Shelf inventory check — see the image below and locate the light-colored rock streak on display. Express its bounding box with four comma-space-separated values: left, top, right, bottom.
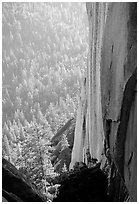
70, 3, 108, 169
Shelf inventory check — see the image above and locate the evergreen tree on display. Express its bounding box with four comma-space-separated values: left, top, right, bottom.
2, 2, 88, 196
15, 116, 56, 194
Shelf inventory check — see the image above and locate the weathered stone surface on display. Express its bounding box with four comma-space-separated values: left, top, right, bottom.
2, 197, 8, 202
70, 2, 136, 201
2, 158, 46, 202
2, 189, 23, 202
51, 118, 75, 146
51, 118, 75, 172
101, 3, 137, 201
70, 3, 109, 170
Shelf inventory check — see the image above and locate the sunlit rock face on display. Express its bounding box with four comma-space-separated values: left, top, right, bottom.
70, 2, 136, 201
70, 2, 108, 170
101, 3, 136, 201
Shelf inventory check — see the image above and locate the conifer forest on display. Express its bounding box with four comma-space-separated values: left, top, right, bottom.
2, 2, 137, 202
2, 2, 88, 201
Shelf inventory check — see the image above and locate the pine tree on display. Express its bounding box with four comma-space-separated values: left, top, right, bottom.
15, 117, 56, 194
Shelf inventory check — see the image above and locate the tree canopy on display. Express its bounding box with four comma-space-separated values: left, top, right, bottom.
2, 2, 88, 196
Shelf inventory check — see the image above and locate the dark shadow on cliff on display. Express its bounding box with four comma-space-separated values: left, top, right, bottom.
2, 158, 47, 202
53, 163, 111, 202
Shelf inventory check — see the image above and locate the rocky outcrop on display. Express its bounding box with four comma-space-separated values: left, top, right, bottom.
51, 118, 75, 172
53, 164, 109, 202
2, 158, 46, 202
51, 118, 75, 148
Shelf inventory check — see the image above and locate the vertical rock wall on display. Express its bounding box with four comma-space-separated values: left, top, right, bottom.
101, 3, 137, 201
86, 2, 107, 162
70, 2, 137, 201
70, 3, 108, 169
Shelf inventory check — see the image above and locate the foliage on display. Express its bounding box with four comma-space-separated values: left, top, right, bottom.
3, 158, 47, 201
51, 118, 75, 173
2, 2, 88, 195
3, 114, 57, 194
2, 2, 88, 125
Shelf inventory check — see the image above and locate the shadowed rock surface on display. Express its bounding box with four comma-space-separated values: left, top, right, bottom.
2, 158, 46, 202
51, 118, 75, 173
53, 164, 110, 202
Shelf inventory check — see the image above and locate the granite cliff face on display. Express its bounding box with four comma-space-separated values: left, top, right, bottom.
101, 3, 137, 201
2, 3, 136, 202
70, 2, 136, 201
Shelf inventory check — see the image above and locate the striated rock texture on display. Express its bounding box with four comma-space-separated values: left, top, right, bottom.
70, 2, 137, 201
70, 2, 108, 170
101, 3, 137, 201
70, 3, 109, 170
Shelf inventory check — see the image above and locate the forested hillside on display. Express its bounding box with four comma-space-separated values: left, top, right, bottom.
2, 2, 88, 196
